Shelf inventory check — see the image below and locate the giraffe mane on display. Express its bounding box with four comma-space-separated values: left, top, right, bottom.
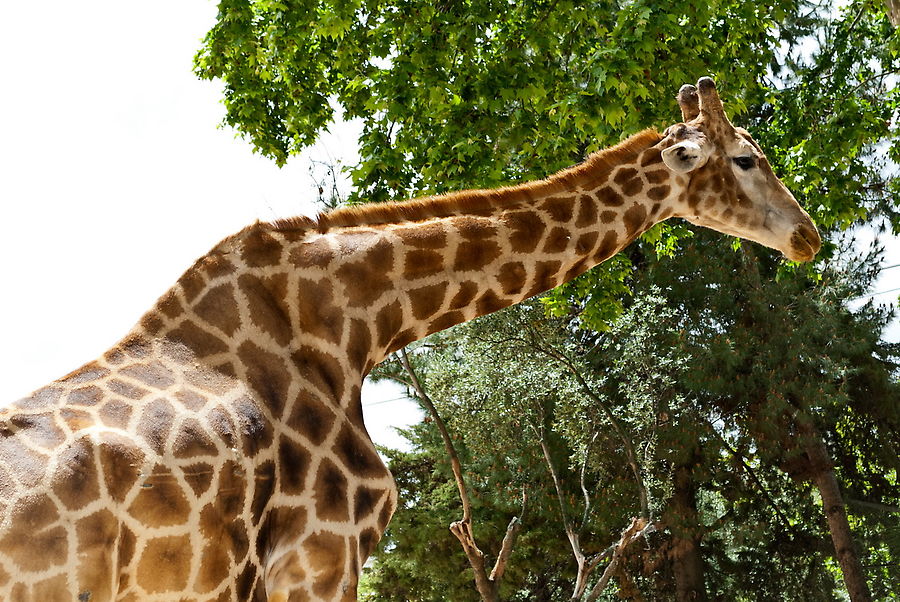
267, 128, 662, 234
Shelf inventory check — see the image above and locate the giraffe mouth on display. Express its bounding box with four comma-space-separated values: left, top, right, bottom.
786, 223, 821, 262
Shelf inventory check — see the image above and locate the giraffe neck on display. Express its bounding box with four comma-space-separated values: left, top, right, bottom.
130, 129, 675, 417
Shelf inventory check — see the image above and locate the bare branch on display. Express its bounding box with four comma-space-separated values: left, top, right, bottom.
584, 518, 657, 602
579, 432, 599, 533
398, 348, 474, 523
846, 498, 900, 514
489, 514, 523, 582
538, 436, 582, 557
397, 348, 498, 601
398, 347, 525, 602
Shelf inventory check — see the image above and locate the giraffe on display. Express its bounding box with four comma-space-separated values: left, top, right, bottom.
0, 78, 819, 601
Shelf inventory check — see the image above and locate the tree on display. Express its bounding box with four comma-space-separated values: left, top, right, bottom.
364, 296, 689, 600
195, 0, 900, 327
195, 1, 900, 598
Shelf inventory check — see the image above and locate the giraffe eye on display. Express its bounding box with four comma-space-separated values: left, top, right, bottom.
733, 156, 756, 170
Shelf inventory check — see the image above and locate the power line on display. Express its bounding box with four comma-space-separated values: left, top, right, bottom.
858, 286, 900, 299
363, 396, 415, 407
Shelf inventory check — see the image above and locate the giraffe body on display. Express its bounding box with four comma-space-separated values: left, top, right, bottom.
0, 79, 820, 600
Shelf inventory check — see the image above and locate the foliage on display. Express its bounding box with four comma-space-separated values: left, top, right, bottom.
364, 295, 693, 599
196, 0, 900, 598
195, 0, 900, 329
362, 233, 900, 600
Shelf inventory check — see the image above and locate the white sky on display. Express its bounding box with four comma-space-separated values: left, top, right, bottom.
0, 1, 419, 450
0, 2, 896, 453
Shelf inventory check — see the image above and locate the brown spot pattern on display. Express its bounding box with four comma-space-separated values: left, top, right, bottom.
137, 535, 192, 593
289, 238, 334, 268
539, 196, 575, 222
403, 249, 444, 280
621, 176, 644, 196
279, 437, 311, 495
594, 231, 620, 262
335, 238, 394, 307
525, 260, 562, 298
640, 148, 663, 166
127, 464, 191, 527
646, 169, 668, 184
303, 531, 346, 599
97, 399, 132, 429
449, 281, 479, 309
194, 283, 242, 336
427, 311, 465, 335
183, 462, 214, 497
232, 395, 275, 457
251, 461, 276, 525
346, 320, 373, 372
543, 227, 570, 253
395, 222, 447, 248
375, 301, 403, 349
647, 185, 670, 201
575, 195, 598, 227
167, 321, 228, 357
504, 210, 545, 253
239, 341, 291, 418
315, 459, 349, 522
67, 386, 103, 407
476, 290, 506, 316
239, 274, 292, 347
333, 425, 384, 479
288, 392, 336, 448
172, 419, 219, 458
136, 398, 176, 455
623, 204, 649, 237
596, 186, 624, 207
454, 239, 501, 271
613, 167, 638, 184
497, 262, 527, 296
52, 438, 100, 510
291, 346, 345, 401
408, 282, 448, 320
107, 379, 149, 401
241, 230, 283, 267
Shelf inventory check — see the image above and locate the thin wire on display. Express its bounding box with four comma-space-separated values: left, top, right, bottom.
363, 396, 414, 407
858, 286, 900, 299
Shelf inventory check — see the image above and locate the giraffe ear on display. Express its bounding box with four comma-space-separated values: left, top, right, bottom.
661, 140, 710, 174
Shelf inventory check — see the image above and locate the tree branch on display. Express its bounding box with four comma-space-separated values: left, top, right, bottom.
579, 432, 599, 534
397, 347, 521, 602
714, 430, 794, 530
398, 348, 474, 522
489, 490, 526, 582
584, 517, 656, 602
527, 335, 650, 520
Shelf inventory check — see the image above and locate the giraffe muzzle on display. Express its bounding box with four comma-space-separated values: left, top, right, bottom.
788, 222, 821, 262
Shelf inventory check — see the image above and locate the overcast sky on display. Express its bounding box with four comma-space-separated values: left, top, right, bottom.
0, 1, 419, 449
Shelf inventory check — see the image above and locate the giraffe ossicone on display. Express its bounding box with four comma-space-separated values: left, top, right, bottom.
0, 78, 819, 601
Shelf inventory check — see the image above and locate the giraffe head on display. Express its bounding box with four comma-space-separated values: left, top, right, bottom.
661, 77, 821, 262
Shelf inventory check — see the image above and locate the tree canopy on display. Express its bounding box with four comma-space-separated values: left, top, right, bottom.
196, 0, 900, 599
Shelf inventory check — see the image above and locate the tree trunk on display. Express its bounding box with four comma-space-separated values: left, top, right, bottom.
802, 423, 872, 602
665, 465, 707, 602
887, 0, 900, 27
